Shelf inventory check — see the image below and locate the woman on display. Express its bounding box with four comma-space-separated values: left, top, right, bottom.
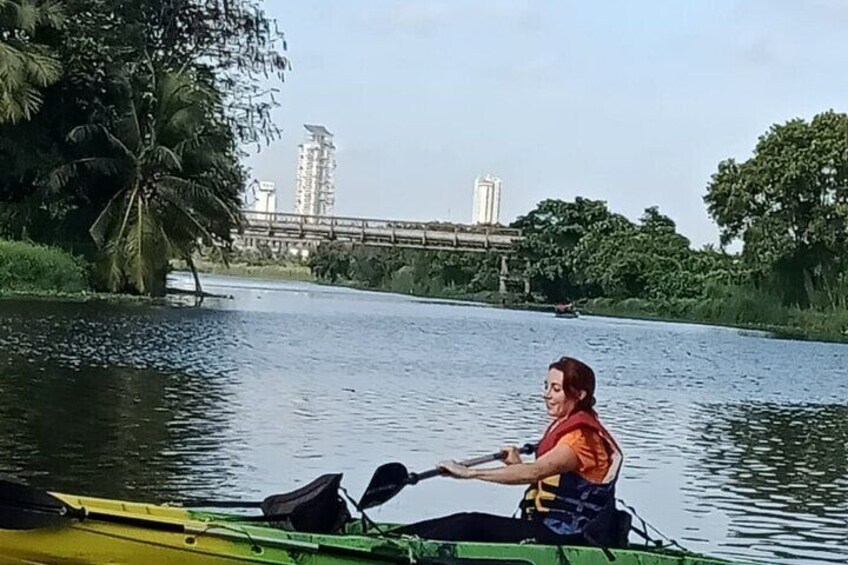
396, 357, 624, 545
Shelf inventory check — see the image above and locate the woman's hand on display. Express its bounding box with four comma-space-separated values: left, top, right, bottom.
501, 445, 523, 465
438, 460, 473, 479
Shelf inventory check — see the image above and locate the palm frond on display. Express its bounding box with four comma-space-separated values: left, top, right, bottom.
156, 189, 221, 247
67, 124, 137, 163
10, 0, 37, 32
144, 145, 182, 172
114, 185, 140, 244
117, 97, 142, 152
38, 1, 64, 29
101, 241, 126, 293
0, 1, 63, 124
67, 124, 107, 144
89, 188, 130, 248
22, 49, 61, 87
159, 175, 240, 224
47, 163, 78, 190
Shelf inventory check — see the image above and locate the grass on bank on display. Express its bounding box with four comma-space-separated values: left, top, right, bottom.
172, 258, 314, 281
579, 291, 848, 343
0, 239, 90, 295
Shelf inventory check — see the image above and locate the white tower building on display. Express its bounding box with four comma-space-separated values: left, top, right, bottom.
295, 125, 336, 217
253, 181, 277, 215
472, 175, 502, 225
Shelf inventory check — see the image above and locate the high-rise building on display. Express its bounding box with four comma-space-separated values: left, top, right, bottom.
472, 175, 502, 225
295, 125, 336, 217
254, 180, 277, 214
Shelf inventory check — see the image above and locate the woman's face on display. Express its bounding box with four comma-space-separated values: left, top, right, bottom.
543, 368, 584, 419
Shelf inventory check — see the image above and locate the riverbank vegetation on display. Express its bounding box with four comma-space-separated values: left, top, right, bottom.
310, 246, 502, 300
0, 0, 287, 296
0, 239, 88, 295
173, 255, 313, 282
310, 112, 848, 342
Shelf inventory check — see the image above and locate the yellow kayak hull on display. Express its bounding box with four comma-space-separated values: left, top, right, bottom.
0, 491, 739, 565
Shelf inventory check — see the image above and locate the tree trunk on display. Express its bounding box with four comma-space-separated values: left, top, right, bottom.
185, 254, 203, 295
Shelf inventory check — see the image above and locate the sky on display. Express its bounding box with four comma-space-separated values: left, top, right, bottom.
247, 0, 848, 247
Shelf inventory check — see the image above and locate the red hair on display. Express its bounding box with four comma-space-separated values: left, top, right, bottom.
548, 356, 596, 412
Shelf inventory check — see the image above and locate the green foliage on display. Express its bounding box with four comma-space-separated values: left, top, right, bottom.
0, 238, 88, 293
573, 207, 698, 300
50, 68, 243, 295
0, 0, 287, 295
583, 284, 848, 342
0, 0, 63, 124
309, 244, 501, 298
512, 198, 746, 304
511, 197, 617, 301
705, 111, 848, 309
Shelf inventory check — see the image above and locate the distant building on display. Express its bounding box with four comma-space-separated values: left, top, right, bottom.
253, 180, 277, 214
472, 175, 502, 225
295, 125, 336, 217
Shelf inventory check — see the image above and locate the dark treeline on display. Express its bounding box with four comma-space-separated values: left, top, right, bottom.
311, 245, 503, 300
0, 0, 287, 295
311, 112, 848, 339
310, 201, 744, 306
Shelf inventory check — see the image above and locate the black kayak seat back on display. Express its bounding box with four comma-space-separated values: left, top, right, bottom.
581, 505, 632, 550
260, 473, 350, 534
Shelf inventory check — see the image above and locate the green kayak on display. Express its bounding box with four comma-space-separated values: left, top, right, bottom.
0, 480, 744, 565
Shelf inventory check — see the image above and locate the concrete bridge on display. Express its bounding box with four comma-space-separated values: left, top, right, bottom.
236, 211, 523, 253
234, 211, 528, 294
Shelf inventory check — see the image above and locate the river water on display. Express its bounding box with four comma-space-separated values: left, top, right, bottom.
0, 274, 845, 564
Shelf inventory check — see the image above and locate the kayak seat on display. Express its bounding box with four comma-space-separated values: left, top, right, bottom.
581, 505, 632, 550
260, 473, 351, 534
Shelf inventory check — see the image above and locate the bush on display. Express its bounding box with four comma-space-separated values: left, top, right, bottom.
0, 240, 89, 294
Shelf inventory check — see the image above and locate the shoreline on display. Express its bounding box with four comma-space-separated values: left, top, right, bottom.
6, 264, 847, 345
0, 290, 157, 305
182, 266, 848, 344
174, 259, 315, 282
292, 276, 848, 345
566, 302, 848, 345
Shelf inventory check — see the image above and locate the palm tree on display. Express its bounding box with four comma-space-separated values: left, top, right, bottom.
0, 0, 63, 123
52, 65, 244, 296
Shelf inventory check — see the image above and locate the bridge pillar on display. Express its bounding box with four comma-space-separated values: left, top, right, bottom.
499, 255, 509, 296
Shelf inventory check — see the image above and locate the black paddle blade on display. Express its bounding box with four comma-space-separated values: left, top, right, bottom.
0, 480, 73, 530
358, 462, 409, 510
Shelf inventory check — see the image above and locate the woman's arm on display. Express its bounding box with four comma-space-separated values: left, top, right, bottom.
440, 443, 580, 485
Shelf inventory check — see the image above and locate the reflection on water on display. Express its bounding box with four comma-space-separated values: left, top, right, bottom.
686, 403, 847, 564
0, 357, 242, 500
0, 273, 846, 565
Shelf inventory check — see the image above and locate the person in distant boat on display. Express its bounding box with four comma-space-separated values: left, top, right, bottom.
555, 300, 574, 314
396, 357, 624, 546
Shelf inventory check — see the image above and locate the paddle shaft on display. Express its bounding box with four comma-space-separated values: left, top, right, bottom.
408, 442, 537, 484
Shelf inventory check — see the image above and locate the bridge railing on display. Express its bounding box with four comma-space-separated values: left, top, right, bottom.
241, 211, 522, 237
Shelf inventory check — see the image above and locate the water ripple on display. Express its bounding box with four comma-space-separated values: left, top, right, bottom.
0, 275, 846, 565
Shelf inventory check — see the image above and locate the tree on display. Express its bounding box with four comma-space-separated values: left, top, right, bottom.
0, 0, 63, 124
52, 67, 243, 295
511, 198, 617, 302
0, 0, 289, 294
92, 0, 291, 148
571, 207, 697, 299
309, 244, 351, 283
705, 111, 848, 308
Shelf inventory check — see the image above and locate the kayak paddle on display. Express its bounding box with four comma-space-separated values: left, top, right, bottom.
358, 442, 537, 510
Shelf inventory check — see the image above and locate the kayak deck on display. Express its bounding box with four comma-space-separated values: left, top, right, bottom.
0, 491, 740, 565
